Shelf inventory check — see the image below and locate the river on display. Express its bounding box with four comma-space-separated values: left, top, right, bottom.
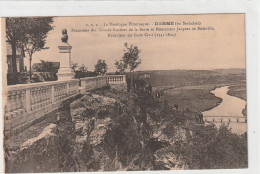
202, 86, 247, 134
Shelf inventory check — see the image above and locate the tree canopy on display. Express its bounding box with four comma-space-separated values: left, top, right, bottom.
115, 42, 141, 73
95, 59, 108, 75
171, 124, 248, 169
6, 17, 53, 79
79, 64, 88, 72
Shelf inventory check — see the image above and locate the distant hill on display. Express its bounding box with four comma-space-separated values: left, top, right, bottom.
213, 68, 246, 75
129, 69, 246, 87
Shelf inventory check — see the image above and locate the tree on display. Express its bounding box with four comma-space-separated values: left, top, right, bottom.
5, 18, 27, 74
115, 42, 141, 73
79, 64, 88, 72
115, 60, 126, 74
171, 124, 248, 169
71, 62, 78, 72
94, 59, 108, 75
21, 17, 54, 81
6, 17, 54, 81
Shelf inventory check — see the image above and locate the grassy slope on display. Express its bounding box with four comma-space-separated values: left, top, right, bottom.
161, 85, 222, 113
227, 85, 247, 101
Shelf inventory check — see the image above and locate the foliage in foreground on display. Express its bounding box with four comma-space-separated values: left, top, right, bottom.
172, 124, 248, 169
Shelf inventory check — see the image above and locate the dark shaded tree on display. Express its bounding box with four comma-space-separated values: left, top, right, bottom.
6, 17, 54, 81
171, 124, 248, 169
21, 17, 54, 81
5, 18, 26, 74
79, 64, 88, 72
95, 59, 108, 75
34, 60, 59, 73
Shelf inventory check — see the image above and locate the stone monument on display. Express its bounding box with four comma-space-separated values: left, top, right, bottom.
57, 29, 75, 80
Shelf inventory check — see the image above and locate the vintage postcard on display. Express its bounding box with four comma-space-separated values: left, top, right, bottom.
1, 14, 247, 172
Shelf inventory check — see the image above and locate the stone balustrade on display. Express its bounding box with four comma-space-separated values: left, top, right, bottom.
106, 75, 126, 84
80, 76, 109, 92
204, 116, 247, 123
4, 75, 126, 132
4, 79, 79, 131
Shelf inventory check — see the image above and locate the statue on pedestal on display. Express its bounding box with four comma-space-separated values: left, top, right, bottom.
61, 29, 68, 43
57, 29, 74, 80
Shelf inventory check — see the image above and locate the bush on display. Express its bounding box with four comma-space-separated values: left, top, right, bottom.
17, 72, 30, 84
7, 72, 30, 85
32, 72, 57, 82
7, 71, 57, 85
172, 124, 248, 169
74, 71, 98, 78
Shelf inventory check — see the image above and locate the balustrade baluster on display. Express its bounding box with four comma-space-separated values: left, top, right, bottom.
34, 88, 38, 109
25, 89, 31, 113
46, 87, 50, 105
21, 90, 26, 111
56, 86, 58, 99
39, 88, 43, 107
59, 85, 62, 99
10, 92, 15, 112
42, 88, 46, 106
5, 93, 12, 113
14, 92, 20, 112
37, 88, 41, 109
12, 91, 18, 113
47, 87, 51, 104
57, 85, 59, 100
16, 91, 22, 110
33, 88, 37, 109
32, 88, 36, 109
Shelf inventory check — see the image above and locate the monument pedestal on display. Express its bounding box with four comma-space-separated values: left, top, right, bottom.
57, 42, 75, 80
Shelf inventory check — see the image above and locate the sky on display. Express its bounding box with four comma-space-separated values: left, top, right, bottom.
28, 14, 245, 72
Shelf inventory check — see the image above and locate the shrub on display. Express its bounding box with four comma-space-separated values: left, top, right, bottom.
74, 71, 98, 79
31, 72, 57, 82
171, 124, 248, 169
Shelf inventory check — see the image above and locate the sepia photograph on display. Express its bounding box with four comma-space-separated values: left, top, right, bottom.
1, 14, 248, 173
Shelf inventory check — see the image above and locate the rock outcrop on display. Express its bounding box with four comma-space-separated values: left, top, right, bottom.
69, 92, 154, 171
7, 124, 65, 172
5, 88, 189, 172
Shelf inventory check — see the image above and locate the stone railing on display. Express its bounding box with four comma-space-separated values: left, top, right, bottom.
4, 79, 79, 131
106, 75, 126, 84
80, 76, 109, 92
4, 75, 126, 132
204, 116, 247, 123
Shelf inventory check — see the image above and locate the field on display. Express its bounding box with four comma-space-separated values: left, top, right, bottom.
159, 85, 222, 113
227, 84, 247, 101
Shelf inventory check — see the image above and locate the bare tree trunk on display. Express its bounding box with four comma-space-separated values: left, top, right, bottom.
29, 56, 32, 82
11, 43, 18, 84
11, 43, 17, 73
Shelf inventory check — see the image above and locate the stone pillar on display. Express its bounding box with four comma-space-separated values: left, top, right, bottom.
57, 29, 75, 80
